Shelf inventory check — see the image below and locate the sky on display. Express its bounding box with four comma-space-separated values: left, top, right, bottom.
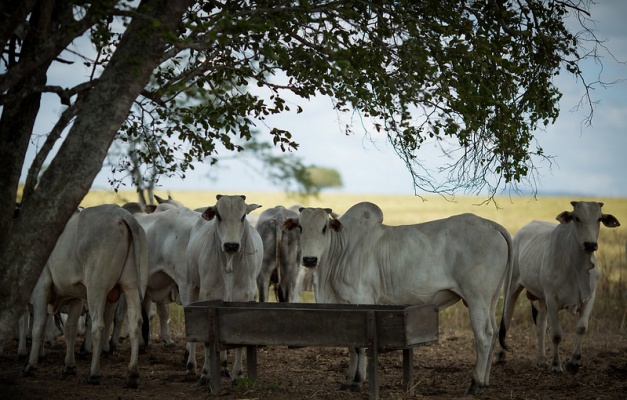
25, 1, 627, 198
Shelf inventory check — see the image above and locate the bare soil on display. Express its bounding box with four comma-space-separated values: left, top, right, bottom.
2, 326, 627, 400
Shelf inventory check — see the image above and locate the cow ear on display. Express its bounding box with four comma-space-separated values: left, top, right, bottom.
556, 211, 573, 224
216, 194, 223, 200
330, 218, 343, 232
202, 206, 217, 221
601, 214, 620, 228
239, 195, 247, 201
246, 203, 261, 214
298, 207, 305, 213
282, 218, 299, 232
324, 208, 333, 215
145, 205, 157, 214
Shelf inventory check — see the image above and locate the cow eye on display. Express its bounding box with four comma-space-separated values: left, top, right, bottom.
241, 214, 246, 222
216, 213, 222, 222
322, 225, 327, 234
574, 216, 580, 222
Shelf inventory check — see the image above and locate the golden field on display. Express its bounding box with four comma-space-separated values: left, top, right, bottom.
83, 189, 627, 335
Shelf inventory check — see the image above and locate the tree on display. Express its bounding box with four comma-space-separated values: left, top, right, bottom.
0, 1, 611, 347
305, 166, 343, 191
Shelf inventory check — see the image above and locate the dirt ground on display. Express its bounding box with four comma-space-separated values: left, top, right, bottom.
1, 324, 627, 400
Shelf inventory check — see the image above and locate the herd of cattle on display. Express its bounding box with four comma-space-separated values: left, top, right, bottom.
6, 195, 621, 395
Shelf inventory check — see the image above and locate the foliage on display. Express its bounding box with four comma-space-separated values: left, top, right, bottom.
59, 0, 607, 200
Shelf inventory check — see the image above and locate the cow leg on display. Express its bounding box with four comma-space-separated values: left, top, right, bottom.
62, 301, 83, 377
545, 299, 564, 373
534, 299, 549, 368
256, 271, 270, 302
101, 301, 117, 354
121, 287, 143, 389
110, 294, 128, 352
184, 284, 200, 377
496, 283, 524, 364
156, 302, 176, 348
465, 305, 495, 395
79, 311, 93, 356
22, 273, 52, 377
17, 308, 29, 360
566, 291, 596, 373
231, 347, 244, 381
339, 347, 365, 392
85, 296, 106, 384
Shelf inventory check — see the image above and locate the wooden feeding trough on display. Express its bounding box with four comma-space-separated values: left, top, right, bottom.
185, 300, 438, 400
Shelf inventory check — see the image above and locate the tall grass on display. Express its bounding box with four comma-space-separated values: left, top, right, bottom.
83, 190, 627, 335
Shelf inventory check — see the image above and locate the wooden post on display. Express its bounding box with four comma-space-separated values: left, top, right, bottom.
246, 345, 257, 381
367, 311, 379, 400
403, 348, 414, 394
208, 307, 221, 395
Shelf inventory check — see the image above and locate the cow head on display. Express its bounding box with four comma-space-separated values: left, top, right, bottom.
202, 195, 261, 271
283, 207, 341, 268
556, 201, 620, 253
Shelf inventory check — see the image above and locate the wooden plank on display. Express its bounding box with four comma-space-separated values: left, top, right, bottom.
216, 306, 370, 347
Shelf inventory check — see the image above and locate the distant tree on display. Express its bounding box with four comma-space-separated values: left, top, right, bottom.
0, 0, 616, 348
305, 167, 343, 191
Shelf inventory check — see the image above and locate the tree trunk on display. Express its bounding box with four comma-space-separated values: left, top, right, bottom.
0, 0, 191, 348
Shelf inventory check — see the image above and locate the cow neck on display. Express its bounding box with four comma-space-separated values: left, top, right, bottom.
316, 226, 353, 303
561, 224, 597, 306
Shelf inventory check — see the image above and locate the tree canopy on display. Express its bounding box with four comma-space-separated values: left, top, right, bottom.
0, 0, 610, 346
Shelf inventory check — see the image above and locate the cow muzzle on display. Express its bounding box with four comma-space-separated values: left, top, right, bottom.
302, 256, 318, 268
583, 241, 598, 253
224, 242, 240, 253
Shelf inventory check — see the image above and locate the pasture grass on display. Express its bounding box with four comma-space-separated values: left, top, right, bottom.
84, 189, 627, 336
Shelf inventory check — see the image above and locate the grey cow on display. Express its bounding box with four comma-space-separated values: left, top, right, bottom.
256, 206, 303, 302
498, 201, 620, 373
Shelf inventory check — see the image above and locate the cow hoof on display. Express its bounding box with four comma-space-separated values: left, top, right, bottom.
62, 365, 77, 377
565, 361, 580, 374
338, 383, 362, 392
86, 374, 101, 385
198, 375, 209, 386
495, 351, 507, 365
221, 370, 232, 379
164, 342, 177, 349
464, 379, 486, 395
20, 366, 36, 377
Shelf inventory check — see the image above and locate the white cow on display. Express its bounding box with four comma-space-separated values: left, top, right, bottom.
498, 201, 620, 373
256, 206, 303, 303
184, 195, 263, 385
283, 202, 513, 395
21, 204, 148, 388
108, 201, 201, 350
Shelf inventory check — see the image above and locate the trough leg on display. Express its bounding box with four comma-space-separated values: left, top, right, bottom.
209, 342, 220, 395
403, 348, 414, 394
367, 311, 379, 400
246, 346, 257, 381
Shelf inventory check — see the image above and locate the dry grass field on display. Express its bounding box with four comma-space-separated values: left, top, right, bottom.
3, 190, 626, 399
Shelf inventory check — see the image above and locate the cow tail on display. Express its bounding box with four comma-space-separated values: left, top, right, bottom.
54, 312, 64, 333
497, 223, 514, 353
275, 220, 284, 302
530, 301, 538, 325
123, 213, 150, 347
141, 305, 150, 346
